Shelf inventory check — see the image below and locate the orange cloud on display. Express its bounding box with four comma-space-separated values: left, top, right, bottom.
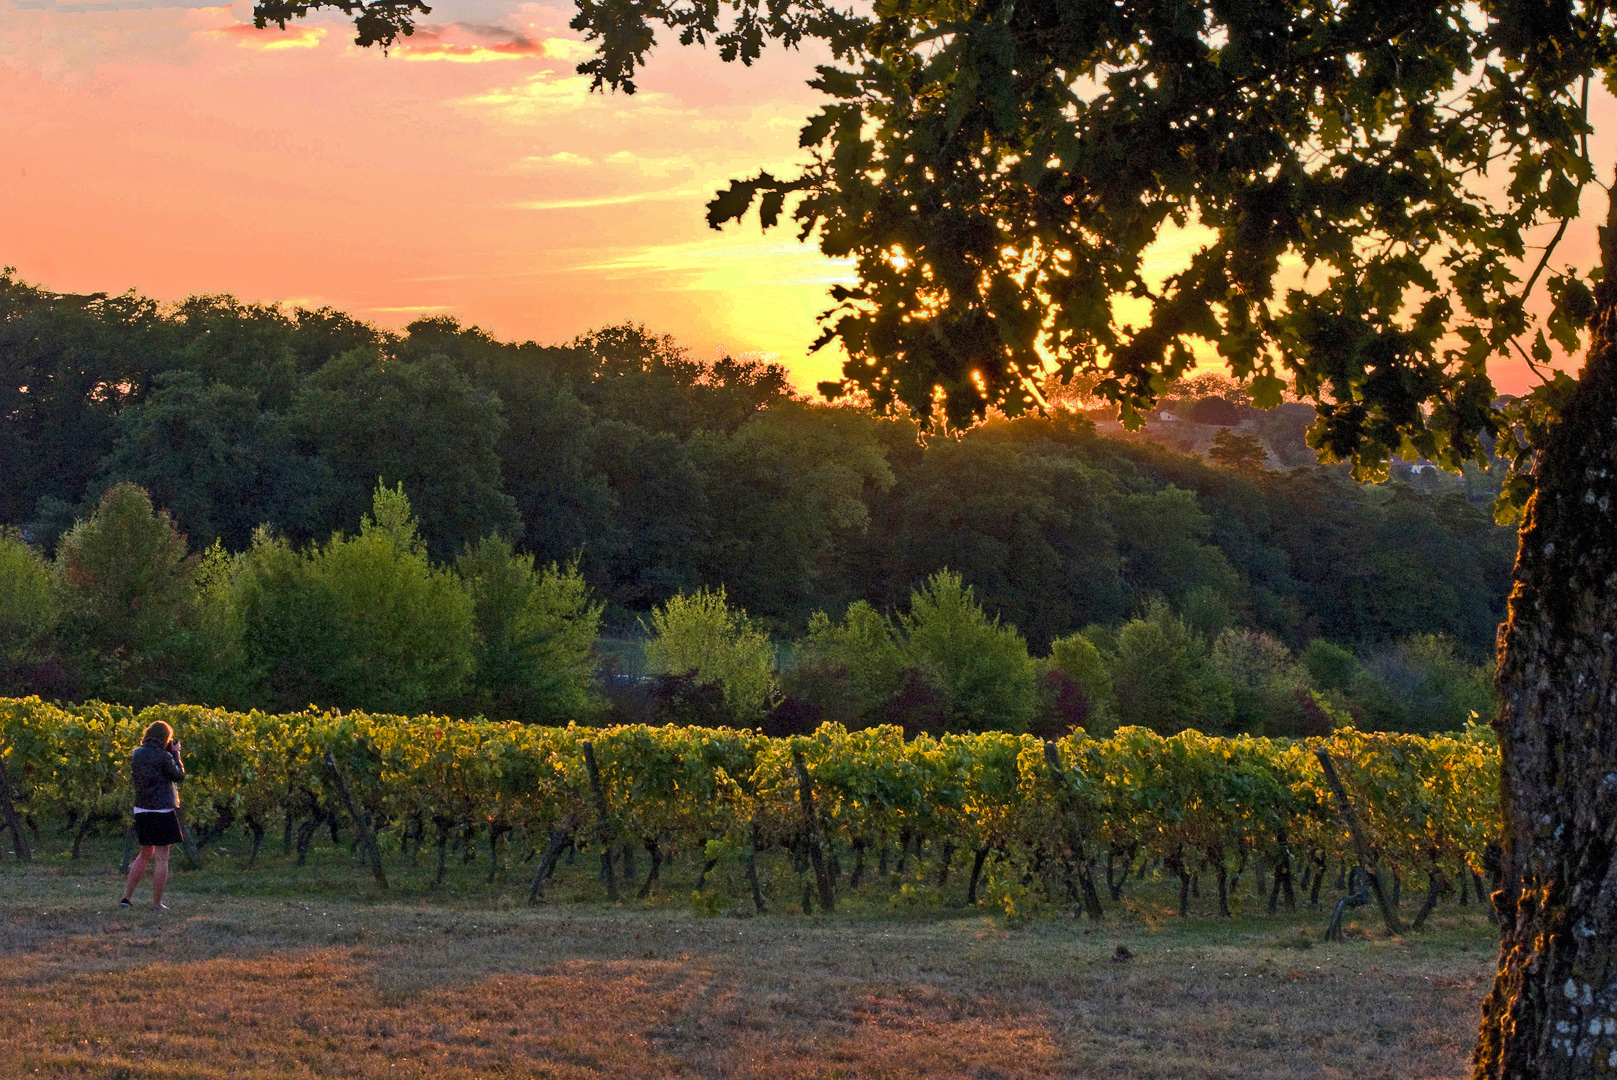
211, 23, 326, 50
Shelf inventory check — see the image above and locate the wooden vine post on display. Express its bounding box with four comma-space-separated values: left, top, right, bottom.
0, 750, 31, 861
1314, 747, 1401, 935
581, 741, 618, 901
792, 749, 835, 913
325, 749, 388, 889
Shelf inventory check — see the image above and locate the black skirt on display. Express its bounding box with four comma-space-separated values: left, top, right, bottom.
134, 810, 183, 847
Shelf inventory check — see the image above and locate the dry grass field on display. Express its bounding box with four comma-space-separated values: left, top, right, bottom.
0, 830, 1498, 1080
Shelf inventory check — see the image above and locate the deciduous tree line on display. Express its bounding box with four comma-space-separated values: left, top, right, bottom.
0, 482, 599, 722
637, 574, 1494, 740
3, 272, 1513, 683
1, 460, 1493, 740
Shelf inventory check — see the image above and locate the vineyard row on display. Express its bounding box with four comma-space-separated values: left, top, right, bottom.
0, 697, 1500, 924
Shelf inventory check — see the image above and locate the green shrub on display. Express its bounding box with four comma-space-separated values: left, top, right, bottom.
457, 536, 600, 724
1210, 628, 1311, 735
901, 570, 1037, 733
309, 483, 476, 714
1302, 639, 1361, 695
1111, 601, 1232, 735
52, 482, 202, 703
231, 483, 476, 715
1044, 631, 1116, 734
795, 600, 906, 726
645, 587, 777, 724
0, 528, 56, 679
1355, 633, 1496, 734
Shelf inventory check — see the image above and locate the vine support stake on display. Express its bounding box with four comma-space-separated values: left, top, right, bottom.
792, 749, 835, 913
0, 751, 31, 862
325, 749, 387, 890
582, 741, 618, 901
1314, 747, 1400, 935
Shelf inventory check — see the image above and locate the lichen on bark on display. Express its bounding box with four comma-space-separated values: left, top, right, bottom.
1474, 184, 1617, 1079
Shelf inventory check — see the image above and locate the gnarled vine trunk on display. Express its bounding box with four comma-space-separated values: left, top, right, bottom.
1474, 188, 1617, 1078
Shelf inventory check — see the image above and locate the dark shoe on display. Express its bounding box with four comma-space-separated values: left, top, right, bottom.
119, 897, 132, 908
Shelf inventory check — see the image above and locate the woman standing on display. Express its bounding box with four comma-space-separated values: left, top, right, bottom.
121, 720, 185, 911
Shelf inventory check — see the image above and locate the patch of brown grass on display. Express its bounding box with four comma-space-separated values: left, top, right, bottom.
0, 863, 1495, 1079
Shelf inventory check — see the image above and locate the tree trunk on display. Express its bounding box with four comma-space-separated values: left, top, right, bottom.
1043, 740, 1103, 919
486, 822, 510, 884
433, 817, 451, 885
1413, 861, 1445, 933
296, 814, 320, 867
582, 741, 618, 902
247, 818, 264, 868
968, 844, 990, 904
324, 750, 385, 889
695, 857, 718, 890
1078, 858, 1105, 920
1107, 842, 1138, 901
1168, 849, 1191, 916
1316, 748, 1402, 934
528, 818, 575, 904
0, 753, 31, 861
70, 813, 96, 860
637, 839, 662, 899
172, 807, 203, 869
1473, 185, 1617, 1079
746, 820, 766, 915
1211, 845, 1231, 918
792, 750, 835, 913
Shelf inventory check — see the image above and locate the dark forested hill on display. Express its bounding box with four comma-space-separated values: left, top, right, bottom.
0, 271, 1514, 662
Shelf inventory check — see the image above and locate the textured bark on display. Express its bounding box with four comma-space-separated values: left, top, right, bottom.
792, 750, 835, 913
1472, 185, 1617, 1079
1316, 748, 1403, 934
528, 818, 575, 904
582, 741, 617, 902
324, 750, 385, 889
636, 839, 662, 899
746, 820, 767, 915
247, 818, 265, 869
172, 807, 203, 868
1043, 740, 1104, 919
0, 753, 30, 861
968, 844, 990, 904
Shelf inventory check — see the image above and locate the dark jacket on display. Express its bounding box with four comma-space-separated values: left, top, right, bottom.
131, 744, 184, 810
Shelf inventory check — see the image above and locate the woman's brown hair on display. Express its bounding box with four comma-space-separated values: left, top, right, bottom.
141, 721, 173, 748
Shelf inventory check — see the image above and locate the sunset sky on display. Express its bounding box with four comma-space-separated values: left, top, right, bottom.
2, 0, 1613, 396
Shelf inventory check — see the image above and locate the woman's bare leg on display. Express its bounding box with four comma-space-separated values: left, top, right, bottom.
151, 846, 170, 909
123, 846, 153, 902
